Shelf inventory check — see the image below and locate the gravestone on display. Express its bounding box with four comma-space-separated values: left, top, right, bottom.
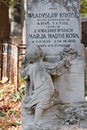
21, 0, 84, 130
26, 0, 84, 103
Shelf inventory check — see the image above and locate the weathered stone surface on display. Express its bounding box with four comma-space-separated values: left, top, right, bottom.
26, 0, 81, 54
25, 0, 84, 103
21, 0, 85, 130
20, 45, 79, 127
21, 45, 85, 129
21, 102, 87, 130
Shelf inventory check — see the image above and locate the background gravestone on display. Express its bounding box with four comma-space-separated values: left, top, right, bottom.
25, 0, 84, 103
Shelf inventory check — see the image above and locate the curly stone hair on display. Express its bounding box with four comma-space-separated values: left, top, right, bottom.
26, 45, 44, 63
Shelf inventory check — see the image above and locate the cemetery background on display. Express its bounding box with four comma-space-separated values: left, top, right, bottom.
0, 0, 87, 130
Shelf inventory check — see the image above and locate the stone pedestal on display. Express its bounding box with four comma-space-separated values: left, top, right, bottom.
21, 102, 87, 130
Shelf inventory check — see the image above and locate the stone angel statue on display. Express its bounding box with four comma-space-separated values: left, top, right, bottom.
20, 45, 78, 125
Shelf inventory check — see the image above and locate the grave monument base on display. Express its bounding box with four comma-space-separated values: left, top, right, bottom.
21, 102, 87, 130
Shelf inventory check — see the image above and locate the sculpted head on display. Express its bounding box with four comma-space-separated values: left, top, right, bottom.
26, 45, 43, 63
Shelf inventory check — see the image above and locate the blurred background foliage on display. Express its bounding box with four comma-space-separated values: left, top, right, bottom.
9, 0, 14, 7
80, 0, 87, 16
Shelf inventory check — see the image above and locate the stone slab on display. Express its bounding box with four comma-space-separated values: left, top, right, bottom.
26, 0, 81, 55
25, 0, 84, 103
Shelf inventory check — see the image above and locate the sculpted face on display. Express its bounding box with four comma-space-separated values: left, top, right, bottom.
26, 45, 43, 63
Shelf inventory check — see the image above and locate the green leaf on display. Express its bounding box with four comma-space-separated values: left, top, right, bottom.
9, 0, 14, 7
13, 121, 21, 126
11, 91, 20, 102
0, 111, 5, 117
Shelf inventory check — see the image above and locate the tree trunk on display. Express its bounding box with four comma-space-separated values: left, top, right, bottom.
0, 1, 10, 40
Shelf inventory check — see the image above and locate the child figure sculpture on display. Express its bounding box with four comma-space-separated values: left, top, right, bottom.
20, 45, 78, 125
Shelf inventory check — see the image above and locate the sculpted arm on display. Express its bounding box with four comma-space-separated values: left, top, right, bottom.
43, 57, 71, 76
43, 47, 79, 75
